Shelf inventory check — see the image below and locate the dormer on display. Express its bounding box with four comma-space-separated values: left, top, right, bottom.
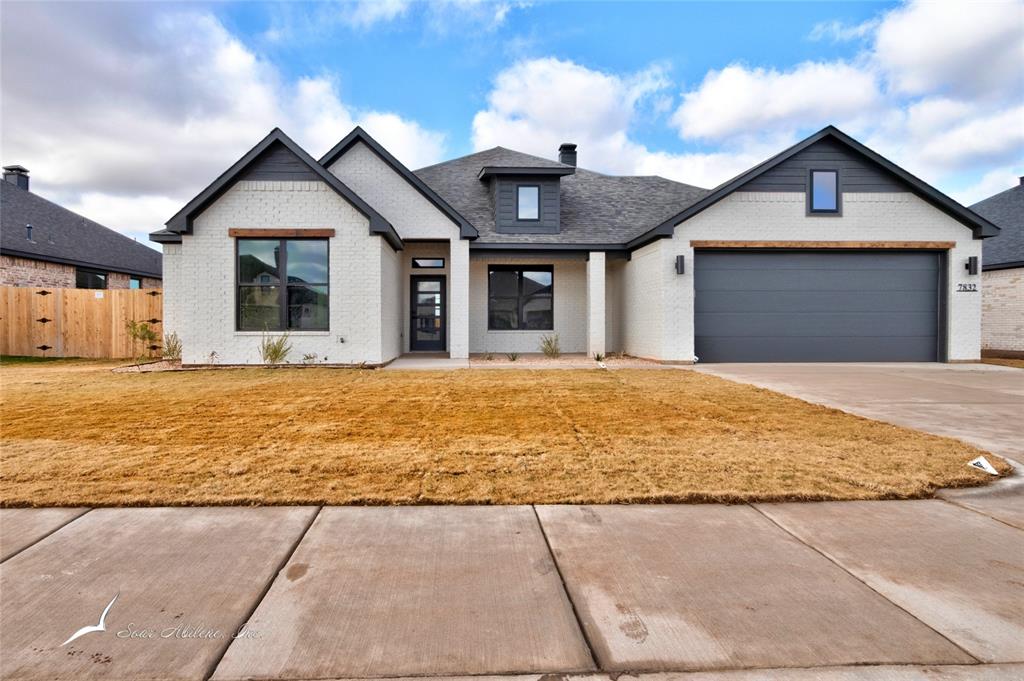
478, 144, 576, 235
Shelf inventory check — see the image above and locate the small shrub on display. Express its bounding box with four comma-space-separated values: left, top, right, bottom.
540, 334, 561, 358
301, 352, 319, 364
259, 332, 292, 365
594, 352, 605, 362
506, 352, 519, 362
207, 350, 219, 365
125, 319, 159, 367
483, 351, 494, 361
163, 332, 182, 361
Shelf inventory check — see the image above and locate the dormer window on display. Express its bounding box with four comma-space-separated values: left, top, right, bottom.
517, 185, 540, 221
810, 170, 840, 214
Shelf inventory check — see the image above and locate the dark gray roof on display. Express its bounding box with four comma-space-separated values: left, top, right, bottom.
971, 183, 1023, 270
1, 181, 161, 277
415, 147, 709, 245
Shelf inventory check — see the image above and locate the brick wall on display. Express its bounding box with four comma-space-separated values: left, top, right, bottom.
0, 255, 75, 287
982, 267, 1024, 353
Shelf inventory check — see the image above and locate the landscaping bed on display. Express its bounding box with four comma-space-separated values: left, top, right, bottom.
0, 361, 1008, 506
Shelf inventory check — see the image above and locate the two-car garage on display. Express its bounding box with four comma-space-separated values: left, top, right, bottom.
694, 250, 944, 363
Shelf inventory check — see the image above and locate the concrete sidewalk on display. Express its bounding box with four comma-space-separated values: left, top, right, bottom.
1, 497, 1021, 680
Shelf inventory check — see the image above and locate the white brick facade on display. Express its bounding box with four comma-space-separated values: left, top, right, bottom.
586, 252, 606, 357
643, 192, 983, 362
469, 255, 587, 354
982, 267, 1024, 353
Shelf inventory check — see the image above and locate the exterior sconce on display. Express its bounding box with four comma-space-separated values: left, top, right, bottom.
675, 255, 685, 274
965, 256, 978, 275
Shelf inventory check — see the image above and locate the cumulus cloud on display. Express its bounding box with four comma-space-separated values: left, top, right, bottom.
0, 2, 446, 241
808, 19, 879, 43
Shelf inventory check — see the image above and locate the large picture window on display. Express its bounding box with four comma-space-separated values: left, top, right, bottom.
237, 238, 329, 331
487, 266, 553, 330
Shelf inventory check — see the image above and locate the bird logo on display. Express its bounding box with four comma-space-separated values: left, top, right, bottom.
61, 592, 119, 646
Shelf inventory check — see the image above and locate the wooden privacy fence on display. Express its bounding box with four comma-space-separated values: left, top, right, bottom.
0, 287, 163, 359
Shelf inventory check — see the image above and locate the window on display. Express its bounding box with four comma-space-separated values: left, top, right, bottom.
516, 185, 540, 221
412, 258, 445, 268
487, 266, 553, 330
129, 277, 142, 289
810, 170, 839, 213
237, 238, 329, 331
76, 268, 107, 289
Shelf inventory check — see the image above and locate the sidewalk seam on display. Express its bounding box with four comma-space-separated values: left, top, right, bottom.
203, 505, 324, 681
936, 497, 1023, 532
748, 503, 983, 665
531, 504, 600, 671
0, 508, 92, 564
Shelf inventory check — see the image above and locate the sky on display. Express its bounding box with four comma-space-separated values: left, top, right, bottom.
2, 0, 1022, 250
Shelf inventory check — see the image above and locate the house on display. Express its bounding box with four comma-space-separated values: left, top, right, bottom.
970, 179, 1023, 358
1, 166, 162, 289
151, 125, 998, 365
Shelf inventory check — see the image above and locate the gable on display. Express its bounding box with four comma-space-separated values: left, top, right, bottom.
738, 138, 906, 193
237, 142, 319, 182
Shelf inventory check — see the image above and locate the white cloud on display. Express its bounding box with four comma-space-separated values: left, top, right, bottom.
0, 3, 447, 238
672, 61, 881, 142
953, 167, 1024, 206
809, 18, 879, 43
340, 0, 411, 28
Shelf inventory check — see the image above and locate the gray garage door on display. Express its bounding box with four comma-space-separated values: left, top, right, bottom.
694, 251, 941, 362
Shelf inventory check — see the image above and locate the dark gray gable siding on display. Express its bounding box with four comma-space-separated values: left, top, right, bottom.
494, 176, 560, 234
738, 138, 906, 193
237, 142, 319, 182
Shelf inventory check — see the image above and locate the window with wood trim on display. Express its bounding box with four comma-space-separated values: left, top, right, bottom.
237, 238, 329, 331
487, 266, 553, 330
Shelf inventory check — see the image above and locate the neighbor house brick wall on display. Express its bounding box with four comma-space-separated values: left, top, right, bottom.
469, 254, 586, 354
328, 141, 460, 240
0, 255, 75, 287
981, 267, 1024, 353
662, 192, 984, 362
171, 180, 384, 365
106, 273, 161, 289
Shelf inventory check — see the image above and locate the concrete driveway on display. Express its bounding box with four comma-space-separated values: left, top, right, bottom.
2, 499, 1022, 680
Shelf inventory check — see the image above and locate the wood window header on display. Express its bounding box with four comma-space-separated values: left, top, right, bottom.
229, 228, 335, 238
689, 240, 955, 250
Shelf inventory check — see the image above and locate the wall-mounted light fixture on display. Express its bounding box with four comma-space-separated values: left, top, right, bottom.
965, 256, 978, 275
675, 255, 685, 274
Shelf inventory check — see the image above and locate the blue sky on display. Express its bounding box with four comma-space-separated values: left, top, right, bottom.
1, 1, 1021, 246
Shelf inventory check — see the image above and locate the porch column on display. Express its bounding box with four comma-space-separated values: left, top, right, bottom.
449, 238, 470, 359
587, 251, 606, 358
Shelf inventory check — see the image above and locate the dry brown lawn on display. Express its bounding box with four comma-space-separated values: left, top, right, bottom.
983, 358, 1024, 369
0, 361, 1008, 507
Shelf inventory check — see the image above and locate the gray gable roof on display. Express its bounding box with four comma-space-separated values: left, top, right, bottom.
971, 183, 1024, 270
1, 181, 162, 278
415, 147, 708, 245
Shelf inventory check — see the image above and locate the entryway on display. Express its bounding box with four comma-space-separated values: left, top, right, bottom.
410, 275, 446, 352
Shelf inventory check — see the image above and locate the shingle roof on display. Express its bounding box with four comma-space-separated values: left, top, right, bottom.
415, 147, 709, 244
970, 183, 1023, 269
1, 181, 162, 277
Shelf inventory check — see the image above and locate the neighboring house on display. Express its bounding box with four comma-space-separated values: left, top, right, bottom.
970, 179, 1023, 357
151, 125, 998, 365
1, 166, 162, 289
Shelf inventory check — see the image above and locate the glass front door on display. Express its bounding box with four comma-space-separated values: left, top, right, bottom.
410, 276, 446, 352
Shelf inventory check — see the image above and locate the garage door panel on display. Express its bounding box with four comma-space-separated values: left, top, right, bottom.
695, 336, 939, 363
693, 251, 941, 363
695, 290, 938, 314
696, 268, 938, 292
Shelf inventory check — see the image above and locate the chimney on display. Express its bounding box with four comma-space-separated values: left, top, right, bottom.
558, 143, 577, 167
3, 165, 29, 191
1019, 176, 1023, 186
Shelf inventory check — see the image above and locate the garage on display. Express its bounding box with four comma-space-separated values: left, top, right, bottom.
694, 250, 943, 362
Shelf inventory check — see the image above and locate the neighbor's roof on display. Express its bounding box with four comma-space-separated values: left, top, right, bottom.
1, 181, 162, 278
971, 183, 1023, 270
415, 147, 709, 245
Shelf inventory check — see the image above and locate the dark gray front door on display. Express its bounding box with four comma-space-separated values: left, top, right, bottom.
694, 251, 942, 362
410, 276, 446, 352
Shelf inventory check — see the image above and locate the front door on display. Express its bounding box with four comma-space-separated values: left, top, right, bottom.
410, 276, 446, 352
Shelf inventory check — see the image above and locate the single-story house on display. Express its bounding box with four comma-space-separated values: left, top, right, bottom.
1, 166, 162, 289
970, 179, 1023, 358
151, 125, 999, 365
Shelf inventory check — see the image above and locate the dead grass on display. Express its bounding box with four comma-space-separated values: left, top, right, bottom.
982, 358, 1024, 369
0, 362, 1008, 507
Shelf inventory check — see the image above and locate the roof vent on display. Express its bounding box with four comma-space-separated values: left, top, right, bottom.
558, 143, 577, 167
3, 165, 29, 191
